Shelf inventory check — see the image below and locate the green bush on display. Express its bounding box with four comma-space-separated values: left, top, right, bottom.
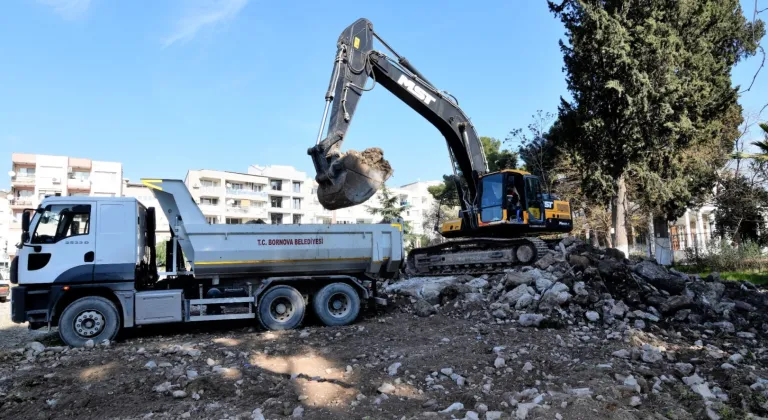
684, 239, 768, 272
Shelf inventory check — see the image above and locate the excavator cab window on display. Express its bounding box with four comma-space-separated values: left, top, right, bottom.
479, 174, 504, 223
525, 176, 544, 223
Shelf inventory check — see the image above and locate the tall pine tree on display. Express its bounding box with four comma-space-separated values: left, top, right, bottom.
549, 0, 764, 256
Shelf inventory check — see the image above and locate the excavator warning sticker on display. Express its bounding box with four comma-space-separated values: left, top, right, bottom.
354, 37, 360, 49
258, 238, 324, 246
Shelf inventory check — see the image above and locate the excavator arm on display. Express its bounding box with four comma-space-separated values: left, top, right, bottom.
308, 18, 488, 211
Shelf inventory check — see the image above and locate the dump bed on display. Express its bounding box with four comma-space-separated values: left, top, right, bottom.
142, 179, 403, 279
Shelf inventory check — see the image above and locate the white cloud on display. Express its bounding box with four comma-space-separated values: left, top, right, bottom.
37, 0, 92, 20
163, 0, 249, 47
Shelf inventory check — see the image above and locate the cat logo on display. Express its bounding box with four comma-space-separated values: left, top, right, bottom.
397, 75, 436, 106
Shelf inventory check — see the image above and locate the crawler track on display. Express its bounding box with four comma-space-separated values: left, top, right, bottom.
406, 237, 553, 276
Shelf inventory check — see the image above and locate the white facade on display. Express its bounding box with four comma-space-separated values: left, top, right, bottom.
8, 153, 123, 258
247, 165, 311, 225
185, 169, 271, 225
0, 190, 10, 266
122, 181, 172, 242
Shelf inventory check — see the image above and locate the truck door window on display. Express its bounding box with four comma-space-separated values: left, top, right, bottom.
32, 205, 91, 244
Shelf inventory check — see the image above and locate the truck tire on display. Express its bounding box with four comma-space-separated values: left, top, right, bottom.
312, 282, 360, 327
59, 296, 120, 347
258, 286, 305, 331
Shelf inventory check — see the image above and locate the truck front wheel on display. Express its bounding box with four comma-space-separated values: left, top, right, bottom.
257, 286, 305, 330
59, 296, 120, 347
313, 282, 360, 327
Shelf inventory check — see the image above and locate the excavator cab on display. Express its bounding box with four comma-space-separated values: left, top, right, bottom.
477, 170, 544, 226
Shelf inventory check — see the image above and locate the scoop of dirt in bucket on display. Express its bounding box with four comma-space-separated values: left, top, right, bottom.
316, 147, 393, 210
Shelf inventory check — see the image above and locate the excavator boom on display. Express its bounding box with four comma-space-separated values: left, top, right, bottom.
308, 18, 488, 210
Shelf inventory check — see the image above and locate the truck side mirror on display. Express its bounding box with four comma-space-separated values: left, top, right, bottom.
21, 210, 30, 233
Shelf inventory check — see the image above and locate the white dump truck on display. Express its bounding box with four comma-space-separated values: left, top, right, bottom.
9, 179, 404, 347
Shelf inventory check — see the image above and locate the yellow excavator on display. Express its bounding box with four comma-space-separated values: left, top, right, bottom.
308, 18, 573, 275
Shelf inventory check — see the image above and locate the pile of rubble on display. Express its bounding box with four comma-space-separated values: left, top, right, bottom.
386, 237, 768, 335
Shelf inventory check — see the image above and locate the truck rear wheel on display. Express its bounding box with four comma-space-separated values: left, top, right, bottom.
258, 285, 305, 330
59, 296, 120, 347
313, 282, 360, 327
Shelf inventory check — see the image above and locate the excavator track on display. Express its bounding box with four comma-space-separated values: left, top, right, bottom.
406, 237, 552, 277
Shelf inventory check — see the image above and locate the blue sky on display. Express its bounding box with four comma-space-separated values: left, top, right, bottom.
1, 0, 766, 190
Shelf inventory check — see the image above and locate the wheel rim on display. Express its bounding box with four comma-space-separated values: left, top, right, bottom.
74, 310, 105, 338
326, 292, 351, 319
269, 297, 295, 323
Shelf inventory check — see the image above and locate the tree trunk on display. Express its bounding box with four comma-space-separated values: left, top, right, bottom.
589, 228, 599, 247
611, 174, 630, 257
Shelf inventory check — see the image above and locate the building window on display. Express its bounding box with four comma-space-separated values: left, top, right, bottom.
293, 182, 301, 193
356, 219, 367, 224
201, 179, 219, 188
311, 187, 318, 194
226, 218, 242, 224
270, 179, 282, 191
293, 214, 302, 224
16, 167, 35, 177
69, 192, 89, 197
68, 170, 89, 181
271, 213, 283, 225
200, 197, 219, 206
228, 182, 243, 190
270, 196, 283, 208
252, 201, 265, 208
206, 216, 218, 224
293, 198, 301, 209
246, 182, 263, 192
228, 199, 241, 208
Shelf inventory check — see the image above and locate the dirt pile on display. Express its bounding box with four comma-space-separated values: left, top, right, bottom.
382, 238, 768, 418
387, 237, 768, 335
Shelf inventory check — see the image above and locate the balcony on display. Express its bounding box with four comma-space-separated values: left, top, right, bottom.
226, 188, 268, 200
67, 178, 91, 191
11, 176, 36, 187
9, 198, 34, 209
199, 186, 223, 196
226, 206, 267, 218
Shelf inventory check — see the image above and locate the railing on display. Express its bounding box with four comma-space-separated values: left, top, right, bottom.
11, 176, 35, 185
199, 186, 223, 196
226, 206, 267, 216
67, 178, 91, 190
226, 189, 268, 200
10, 198, 34, 207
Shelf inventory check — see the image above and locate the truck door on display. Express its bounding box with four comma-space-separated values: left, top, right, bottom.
19, 203, 96, 285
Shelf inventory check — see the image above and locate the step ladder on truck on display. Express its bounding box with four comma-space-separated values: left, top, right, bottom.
9, 179, 404, 347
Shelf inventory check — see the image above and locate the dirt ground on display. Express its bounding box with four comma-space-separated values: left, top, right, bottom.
0, 299, 766, 420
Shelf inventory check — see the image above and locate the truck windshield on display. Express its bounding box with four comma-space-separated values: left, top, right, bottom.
32, 205, 91, 244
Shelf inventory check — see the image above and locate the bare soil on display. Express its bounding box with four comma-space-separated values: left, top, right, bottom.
1, 298, 764, 420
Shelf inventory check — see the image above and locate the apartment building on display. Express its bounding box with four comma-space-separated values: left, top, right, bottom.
122, 180, 172, 242
7, 153, 123, 257
247, 165, 310, 225
304, 179, 441, 237
185, 169, 270, 225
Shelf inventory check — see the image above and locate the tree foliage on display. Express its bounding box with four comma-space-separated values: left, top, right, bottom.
549, 0, 764, 253
507, 110, 558, 193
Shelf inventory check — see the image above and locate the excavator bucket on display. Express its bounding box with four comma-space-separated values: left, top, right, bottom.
317, 148, 393, 210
